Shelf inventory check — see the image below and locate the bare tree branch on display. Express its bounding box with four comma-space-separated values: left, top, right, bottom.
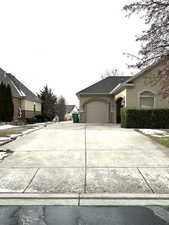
123, 0, 169, 98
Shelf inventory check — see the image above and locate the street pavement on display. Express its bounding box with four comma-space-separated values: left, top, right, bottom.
0, 205, 169, 225
0, 122, 169, 194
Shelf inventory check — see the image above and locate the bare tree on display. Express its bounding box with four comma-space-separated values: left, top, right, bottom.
56, 96, 66, 121
101, 68, 124, 79
111, 68, 124, 76
123, 0, 169, 98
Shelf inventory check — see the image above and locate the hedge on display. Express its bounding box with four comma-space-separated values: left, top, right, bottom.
121, 108, 169, 128
0, 83, 14, 122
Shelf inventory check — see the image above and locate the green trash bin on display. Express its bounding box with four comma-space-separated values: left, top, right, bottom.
72, 113, 79, 123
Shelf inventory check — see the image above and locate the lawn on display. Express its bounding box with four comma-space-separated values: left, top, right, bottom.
150, 135, 169, 148
0, 125, 37, 137
137, 129, 169, 148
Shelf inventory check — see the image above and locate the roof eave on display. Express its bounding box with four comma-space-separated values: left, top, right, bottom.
77, 92, 111, 96
109, 61, 162, 95
123, 59, 163, 85
110, 83, 134, 95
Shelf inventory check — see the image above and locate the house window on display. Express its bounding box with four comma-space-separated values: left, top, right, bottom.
140, 91, 154, 108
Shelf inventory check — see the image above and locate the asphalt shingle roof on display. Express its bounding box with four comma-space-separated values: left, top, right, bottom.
0, 68, 41, 103
76, 76, 132, 95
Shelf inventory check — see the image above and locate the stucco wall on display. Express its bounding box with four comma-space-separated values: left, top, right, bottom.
125, 65, 169, 108
78, 95, 115, 123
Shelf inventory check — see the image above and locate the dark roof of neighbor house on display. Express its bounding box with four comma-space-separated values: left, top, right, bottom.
0, 68, 41, 103
76, 76, 132, 96
66, 105, 76, 113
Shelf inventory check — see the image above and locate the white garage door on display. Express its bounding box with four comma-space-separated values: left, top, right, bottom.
86, 101, 109, 123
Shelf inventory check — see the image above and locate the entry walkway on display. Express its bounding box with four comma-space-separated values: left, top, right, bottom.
0, 122, 169, 194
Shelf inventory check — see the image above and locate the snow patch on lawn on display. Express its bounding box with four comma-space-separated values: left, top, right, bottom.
0, 125, 17, 130
9, 134, 22, 139
22, 127, 40, 135
139, 129, 167, 136
0, 152, 8, 160
0, 137, 11, 141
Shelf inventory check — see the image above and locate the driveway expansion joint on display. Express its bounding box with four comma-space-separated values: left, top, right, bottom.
137, 168, 155, 194
84, 125, 87, 193
23, 168, 39, 193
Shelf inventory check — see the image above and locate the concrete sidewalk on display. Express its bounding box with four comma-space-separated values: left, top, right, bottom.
0, 122, 169, 194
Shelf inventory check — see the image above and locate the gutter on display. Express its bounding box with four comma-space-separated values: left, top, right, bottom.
77, 86, 135, 96
110, 83, 134, 95
76, 93, 110, 97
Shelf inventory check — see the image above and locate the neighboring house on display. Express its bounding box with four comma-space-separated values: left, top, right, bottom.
0, 68, 41, 121
65, 105, 78, 120
77, 60, 169, 123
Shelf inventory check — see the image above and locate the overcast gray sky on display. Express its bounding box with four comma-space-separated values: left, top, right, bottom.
0, 0, 146, 106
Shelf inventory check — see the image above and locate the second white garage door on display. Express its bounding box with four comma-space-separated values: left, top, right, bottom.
86, 101, 109, 123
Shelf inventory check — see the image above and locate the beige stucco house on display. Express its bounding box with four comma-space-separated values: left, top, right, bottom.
77, 60, 169, 123
0, 68, 41, 121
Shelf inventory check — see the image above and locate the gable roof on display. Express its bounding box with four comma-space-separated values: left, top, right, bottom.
76, 76, 131, 96
0, 68, 41, 103
110, 59, 168, 95
66, 105, 76, 113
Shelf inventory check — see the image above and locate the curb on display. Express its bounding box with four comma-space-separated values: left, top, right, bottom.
80, 193, 169, 199
0, 194, 169, 206
0, 139, 15, 147
0, 194, 79, 199
79, 194, 169, 206
0, 194, 79, 206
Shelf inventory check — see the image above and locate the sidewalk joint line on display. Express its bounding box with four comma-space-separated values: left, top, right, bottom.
23, 168, 39, 193
137, 168, 155, 194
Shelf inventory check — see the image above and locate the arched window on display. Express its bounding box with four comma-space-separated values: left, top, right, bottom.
140, 91, 154, 108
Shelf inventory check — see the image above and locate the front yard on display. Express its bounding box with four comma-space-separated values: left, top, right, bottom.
150, 136, 169, 148
0, 124, 41, 149
0, 124, 41, 160
0, 125, 37, 137
138, 129, 169, 148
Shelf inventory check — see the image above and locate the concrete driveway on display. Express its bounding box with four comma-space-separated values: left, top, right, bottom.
1, 122, 169, 194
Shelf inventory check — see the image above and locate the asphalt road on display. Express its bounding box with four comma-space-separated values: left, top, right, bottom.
0, 206, 169, 225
